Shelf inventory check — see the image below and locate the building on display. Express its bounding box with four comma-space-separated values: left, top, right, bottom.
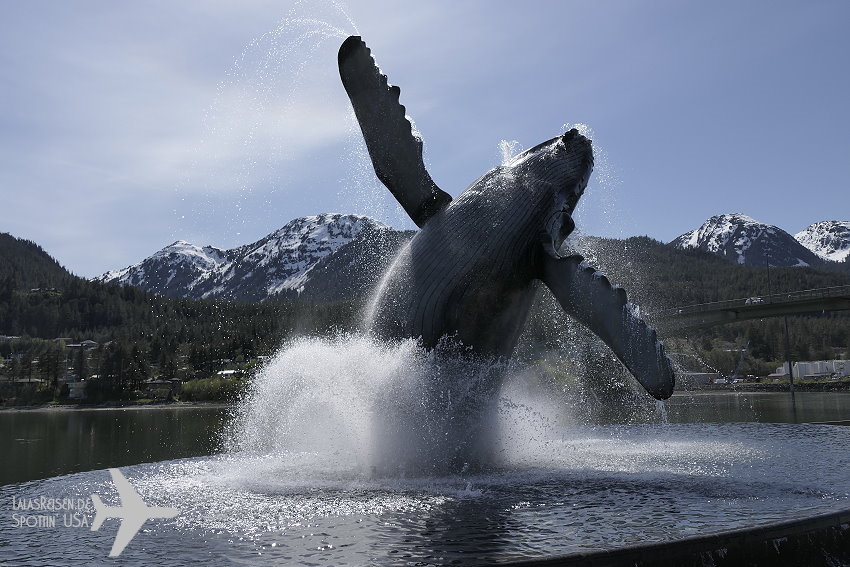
775, 360, 850, 379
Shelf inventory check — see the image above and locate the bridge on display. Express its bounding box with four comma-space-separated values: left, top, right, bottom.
654, 285, 850, 332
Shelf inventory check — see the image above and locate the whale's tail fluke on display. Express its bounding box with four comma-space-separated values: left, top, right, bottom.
338, 36, 452, 228
541, 253, 675, 399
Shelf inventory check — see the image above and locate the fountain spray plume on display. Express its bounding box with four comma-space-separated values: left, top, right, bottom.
226, 334, 544, 476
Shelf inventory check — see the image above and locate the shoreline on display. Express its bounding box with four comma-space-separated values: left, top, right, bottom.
0, 400, 234, 412
677, 381, 850, 393
5, 388, 850, 411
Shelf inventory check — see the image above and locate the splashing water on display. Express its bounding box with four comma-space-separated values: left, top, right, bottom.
564, 122, 594, 139
657, 399, 669, 425
225, 333, 592, 476
498, 139, 523, 165
151, 331, 850, 565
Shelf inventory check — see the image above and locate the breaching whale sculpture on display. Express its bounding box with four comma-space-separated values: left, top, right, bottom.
339, 36, 674, 400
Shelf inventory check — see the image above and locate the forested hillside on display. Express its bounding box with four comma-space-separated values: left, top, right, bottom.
0, 233, 71, 289
1, 232, 848, 404
0, 233, 361, 404
561, 236, 850, 376
571, 236, 847, 306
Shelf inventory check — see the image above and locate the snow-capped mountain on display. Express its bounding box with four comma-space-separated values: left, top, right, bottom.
99, 241, 229, 297
97, 213, 390, 301
670, 213, 824, 268
100, 211, 849, 303
299, 228, 413, 301
794, 221, 850, 263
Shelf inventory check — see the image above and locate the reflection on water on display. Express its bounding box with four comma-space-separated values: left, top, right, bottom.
0, 406, 229, 485
663, 391, 850, 424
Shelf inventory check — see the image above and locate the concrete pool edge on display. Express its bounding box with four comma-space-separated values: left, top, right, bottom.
499, 507, 850, 566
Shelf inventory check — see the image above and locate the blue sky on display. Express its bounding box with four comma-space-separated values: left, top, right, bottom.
2, 0, 848, 277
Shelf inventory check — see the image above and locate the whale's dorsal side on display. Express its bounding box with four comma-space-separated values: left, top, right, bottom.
339, 36, 452, 228
540, 253, 675, 399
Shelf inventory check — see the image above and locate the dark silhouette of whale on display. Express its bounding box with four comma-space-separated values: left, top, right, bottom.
339, 36, 674, 400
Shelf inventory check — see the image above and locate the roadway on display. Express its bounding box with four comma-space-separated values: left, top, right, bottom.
654, 285, 850, 332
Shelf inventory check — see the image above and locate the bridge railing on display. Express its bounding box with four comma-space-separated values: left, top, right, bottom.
658, 285, 850, 319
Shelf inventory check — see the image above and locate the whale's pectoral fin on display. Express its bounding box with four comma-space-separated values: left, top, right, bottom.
541, 253, 675, 399
338, 36, 452, 228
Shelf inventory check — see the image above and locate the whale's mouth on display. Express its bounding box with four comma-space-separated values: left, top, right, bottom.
526, 129, 594, 253
545, 209, 577, 252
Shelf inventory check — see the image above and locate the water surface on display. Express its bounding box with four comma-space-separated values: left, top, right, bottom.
3, 392, 848, 485
2, 388, 849, 565
1, 422, 848, 566
0, 405, 228, 485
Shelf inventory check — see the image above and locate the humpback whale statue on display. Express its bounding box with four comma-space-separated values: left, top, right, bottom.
339, 36, 674, 400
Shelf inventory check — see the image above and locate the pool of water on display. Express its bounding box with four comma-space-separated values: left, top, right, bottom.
0, 405, 229, 485
2, 422, 848, 565
4, 391, 849, 485
664, 390, 850, 424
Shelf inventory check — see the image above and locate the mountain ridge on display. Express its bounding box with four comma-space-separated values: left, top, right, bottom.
96, 211, 850, 303
97, 213, 389, 302
794, 220, 850, 263
670, 213, 849, 269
